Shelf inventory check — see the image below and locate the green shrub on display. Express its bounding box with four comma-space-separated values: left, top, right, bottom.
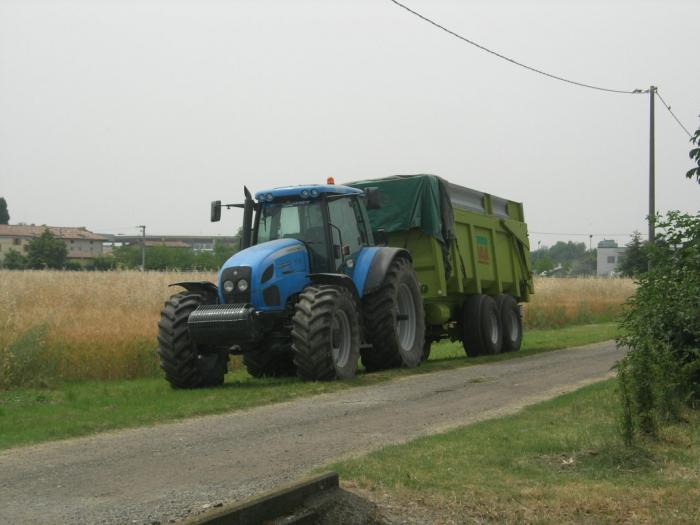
617, 211, 700, 441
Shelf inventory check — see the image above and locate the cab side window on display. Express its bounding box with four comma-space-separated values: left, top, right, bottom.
328, 197, 363, 271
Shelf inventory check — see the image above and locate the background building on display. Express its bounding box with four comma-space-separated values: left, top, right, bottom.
0, 225, 108, 262
596, 239, 626, 276
103, 234, 238, 252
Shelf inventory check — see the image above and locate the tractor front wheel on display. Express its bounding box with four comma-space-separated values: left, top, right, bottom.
292, 285, 360, 381
157, 291, 228, 388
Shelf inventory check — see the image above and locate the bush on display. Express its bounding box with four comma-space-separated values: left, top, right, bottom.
617, 212, 700, 442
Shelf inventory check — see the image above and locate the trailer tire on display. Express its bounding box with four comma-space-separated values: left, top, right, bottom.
361, 257, 425, 371
157, 291, 228, 389
496, 294, 523, 353
462, 294, 503, 357
292, 285, 360, 381
243, 337, 296, 378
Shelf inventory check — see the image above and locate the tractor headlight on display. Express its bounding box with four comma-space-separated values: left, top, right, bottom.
310, 188, 320, 197
237, 279, 249, 292
265, 193, 274, 202
223, 280, 235, 293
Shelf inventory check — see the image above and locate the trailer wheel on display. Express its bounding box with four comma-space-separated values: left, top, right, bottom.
497, 294, 523, 352
462, 294, 503, 357
361, 257, 425, 371
292, 285, 360, 381
157, 291, 228, 388
243, 336, 296, 378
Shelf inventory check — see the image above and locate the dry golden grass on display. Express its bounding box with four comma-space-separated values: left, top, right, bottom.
0, 271, 635, 386
0, 270, 216, 386
524, 276, 636, 329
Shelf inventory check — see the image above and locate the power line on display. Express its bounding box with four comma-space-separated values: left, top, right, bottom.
531, 231, 634, 237
655, 89, 693, 138
387, 0, 644, 95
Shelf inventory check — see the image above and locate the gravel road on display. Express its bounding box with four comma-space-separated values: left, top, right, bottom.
0, 341, 621, 524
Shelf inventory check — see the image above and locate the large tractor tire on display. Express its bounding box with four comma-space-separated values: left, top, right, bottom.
462, 294, 503, 357
292, 285, 360, 381
496, 294, 523, 353
157, 291, 228, 389
243, 336, 296, 378
361, 257, 425, 371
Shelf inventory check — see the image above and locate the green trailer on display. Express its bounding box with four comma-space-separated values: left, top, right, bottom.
349, 175, 533, 357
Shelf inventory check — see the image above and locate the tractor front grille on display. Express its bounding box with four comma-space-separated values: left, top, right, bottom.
187, 303, 261, 344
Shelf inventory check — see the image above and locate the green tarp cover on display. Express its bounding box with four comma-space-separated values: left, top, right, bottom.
347, 175, 456, 277
347, 175, 454, 243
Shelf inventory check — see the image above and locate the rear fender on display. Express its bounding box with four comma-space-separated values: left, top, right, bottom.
355, 247, 411, 296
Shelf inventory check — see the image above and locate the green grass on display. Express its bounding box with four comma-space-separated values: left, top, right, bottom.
331, 379, 700, 524
0, 323, 618, 450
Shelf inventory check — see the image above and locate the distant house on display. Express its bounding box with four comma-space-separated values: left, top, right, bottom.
0, 225, 108, 262
596, 239, 626, 276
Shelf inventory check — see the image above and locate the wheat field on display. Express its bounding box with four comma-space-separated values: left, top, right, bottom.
0, 271, 635, 387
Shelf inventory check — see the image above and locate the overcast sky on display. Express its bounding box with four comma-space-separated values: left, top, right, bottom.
1, 0, 698, 249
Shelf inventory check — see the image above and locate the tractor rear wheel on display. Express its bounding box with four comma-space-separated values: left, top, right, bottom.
292, 285, 360, 381
496, 294, 523, 353
157, 291, 228, 388
243, 336, 296, 378
361, 257, 425, 371
462, 294, 503, 357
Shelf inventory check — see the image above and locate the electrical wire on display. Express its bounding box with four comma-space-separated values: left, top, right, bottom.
655, 89, 693, 138
387, 0, 644, 95
531, 231, 634, 237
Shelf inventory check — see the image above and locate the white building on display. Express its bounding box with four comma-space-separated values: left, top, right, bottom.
596, 239, 626, 276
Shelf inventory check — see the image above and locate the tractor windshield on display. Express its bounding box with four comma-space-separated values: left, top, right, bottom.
257, 201, 329, 270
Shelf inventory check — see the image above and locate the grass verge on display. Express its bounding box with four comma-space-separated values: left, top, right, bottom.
331, 379, 700, 524
0, 323, 618, 450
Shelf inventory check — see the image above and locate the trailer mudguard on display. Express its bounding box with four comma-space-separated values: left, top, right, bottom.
355, 247, 411, 296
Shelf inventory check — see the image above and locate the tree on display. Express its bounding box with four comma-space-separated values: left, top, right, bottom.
617, 231, 648, 277
687, 124, 700, 184
534, 254, 554, 274
2, 249, 27, 269
0, 197, 9, 225
27, 228, 68, 269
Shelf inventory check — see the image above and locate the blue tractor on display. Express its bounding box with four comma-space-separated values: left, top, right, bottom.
157, 181, 425, 388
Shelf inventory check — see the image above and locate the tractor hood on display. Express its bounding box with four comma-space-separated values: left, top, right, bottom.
218, 238, 311, 311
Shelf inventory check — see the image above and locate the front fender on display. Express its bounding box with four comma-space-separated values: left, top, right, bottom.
169, 281, 219, 302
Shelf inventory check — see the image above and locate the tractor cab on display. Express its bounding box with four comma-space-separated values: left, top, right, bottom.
253, 184, 374, 275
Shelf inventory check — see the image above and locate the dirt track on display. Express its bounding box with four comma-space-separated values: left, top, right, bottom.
0, 341, 621, 524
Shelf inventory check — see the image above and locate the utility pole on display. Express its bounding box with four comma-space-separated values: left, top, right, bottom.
648, 85, 656, 244
138, 225, 146, 271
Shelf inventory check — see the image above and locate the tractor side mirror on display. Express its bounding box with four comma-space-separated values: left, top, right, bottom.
211, 200, 221, 222
365, 187, 381, 210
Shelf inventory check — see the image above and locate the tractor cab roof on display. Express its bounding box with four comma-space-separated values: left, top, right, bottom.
255, 184, 362, 202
